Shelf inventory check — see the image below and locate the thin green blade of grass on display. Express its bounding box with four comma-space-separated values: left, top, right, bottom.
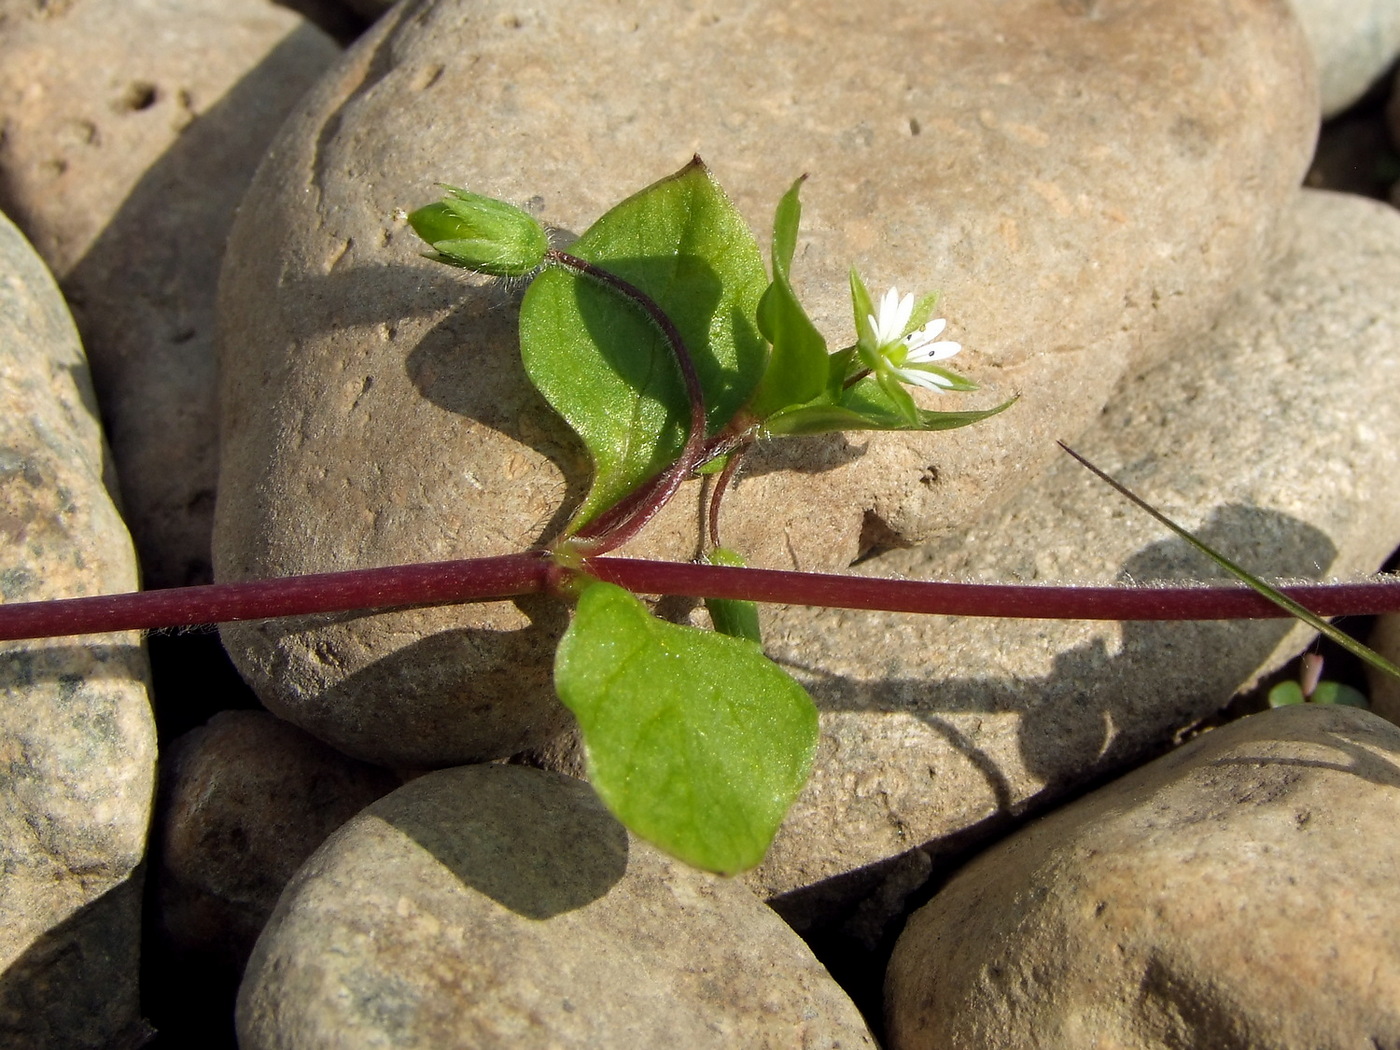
1059, 441, 1400, 683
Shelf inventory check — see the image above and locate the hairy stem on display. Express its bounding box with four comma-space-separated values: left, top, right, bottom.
1, 554, 1398, 642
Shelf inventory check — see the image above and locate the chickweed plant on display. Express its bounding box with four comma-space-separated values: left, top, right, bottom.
4, 158, 1398, 873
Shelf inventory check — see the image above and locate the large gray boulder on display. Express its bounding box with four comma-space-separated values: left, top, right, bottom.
751, 189, 1400, 928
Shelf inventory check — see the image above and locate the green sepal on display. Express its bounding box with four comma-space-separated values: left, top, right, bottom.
407, 187, 548, 277
554, 579, 818, 875
849, 268, 877, 356
703, 547, 763, 644
875, 368, 922, 426
520, 158, 768, 528
763, 381, 1016, 436
895, 361, 980, 393
902, 292, 942, 337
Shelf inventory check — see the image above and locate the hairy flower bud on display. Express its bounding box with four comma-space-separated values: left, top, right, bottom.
408, 187, 548, 277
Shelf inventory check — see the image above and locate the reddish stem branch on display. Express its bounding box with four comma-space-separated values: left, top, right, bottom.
546, 249, 709, 554
1, 553, 1397, 642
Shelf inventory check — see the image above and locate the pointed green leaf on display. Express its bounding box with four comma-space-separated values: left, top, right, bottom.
554, 580, 818, 875
521, 159, 768, 527
849, 269, 876, 351
747, 177, 828, 419
703, 546, 763, 644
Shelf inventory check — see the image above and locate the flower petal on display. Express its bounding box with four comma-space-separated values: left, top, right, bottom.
905, 339, 962, 363
872, 287, 914, 346
892, 365, 958, 391
905, 317, 947, 343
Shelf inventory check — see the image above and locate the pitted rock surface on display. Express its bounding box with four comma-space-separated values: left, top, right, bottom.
0, 211, 156, 1050
0, 0, 339, 586
236, 764, 875, 1049
215, 0, 1317, 766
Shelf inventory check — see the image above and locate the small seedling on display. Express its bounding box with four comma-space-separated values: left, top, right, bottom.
1267, 653, 1369, 708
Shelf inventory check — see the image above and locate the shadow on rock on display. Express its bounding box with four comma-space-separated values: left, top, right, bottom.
370, 767, 629, 920
789, 503, 1339, 805
0, 875, 151, 1050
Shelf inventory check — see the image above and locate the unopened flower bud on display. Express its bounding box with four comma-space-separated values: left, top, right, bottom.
407, 187, 548, 277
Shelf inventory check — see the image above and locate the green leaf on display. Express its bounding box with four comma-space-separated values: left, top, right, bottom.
520, 158, 769, 527
1309, 680, 1369, 707
746, 177, 828, 419
703, 546, 763, 644
1268, 680, 1306, 707
554, 580, 818, 875
763, 380, 1016, 436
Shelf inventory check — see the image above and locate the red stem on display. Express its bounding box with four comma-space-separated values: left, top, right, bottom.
0, 553, 1397, 642
546, 248, 709, 554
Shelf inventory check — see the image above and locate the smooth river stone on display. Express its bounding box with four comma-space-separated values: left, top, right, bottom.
0, 212, 156, 1048
236, 764, 875, 1049
215, 0, 1317, 767
1288, 0, 1400, 115
0, 0, 339, 586
745, 190, 1400, 931
156, 710, 399, 982
884, 705, 1400, 1050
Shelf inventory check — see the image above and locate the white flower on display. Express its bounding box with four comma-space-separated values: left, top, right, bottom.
865, 286, 962, 390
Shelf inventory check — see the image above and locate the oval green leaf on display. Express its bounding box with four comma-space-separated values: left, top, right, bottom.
520, 158, 768, 527
554, 579, 818, 875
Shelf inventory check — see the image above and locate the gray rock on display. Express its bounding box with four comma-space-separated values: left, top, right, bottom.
885, 705, 1400, 1050
0, 0, 340, 587
0, 212, 156, 1048
747, 189, 1400, 930
157, 709, 399, 981
1289, 0, 1400, 116
236, 764, 875, 1049
214, 0, 1316, 767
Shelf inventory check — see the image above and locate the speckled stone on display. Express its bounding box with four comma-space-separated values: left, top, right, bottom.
885, 705, 1400, 1050
237, 764, 875, 1049
0, 0, 339, 586
214, 0, 1316, 768
0, 211, 156, 1049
